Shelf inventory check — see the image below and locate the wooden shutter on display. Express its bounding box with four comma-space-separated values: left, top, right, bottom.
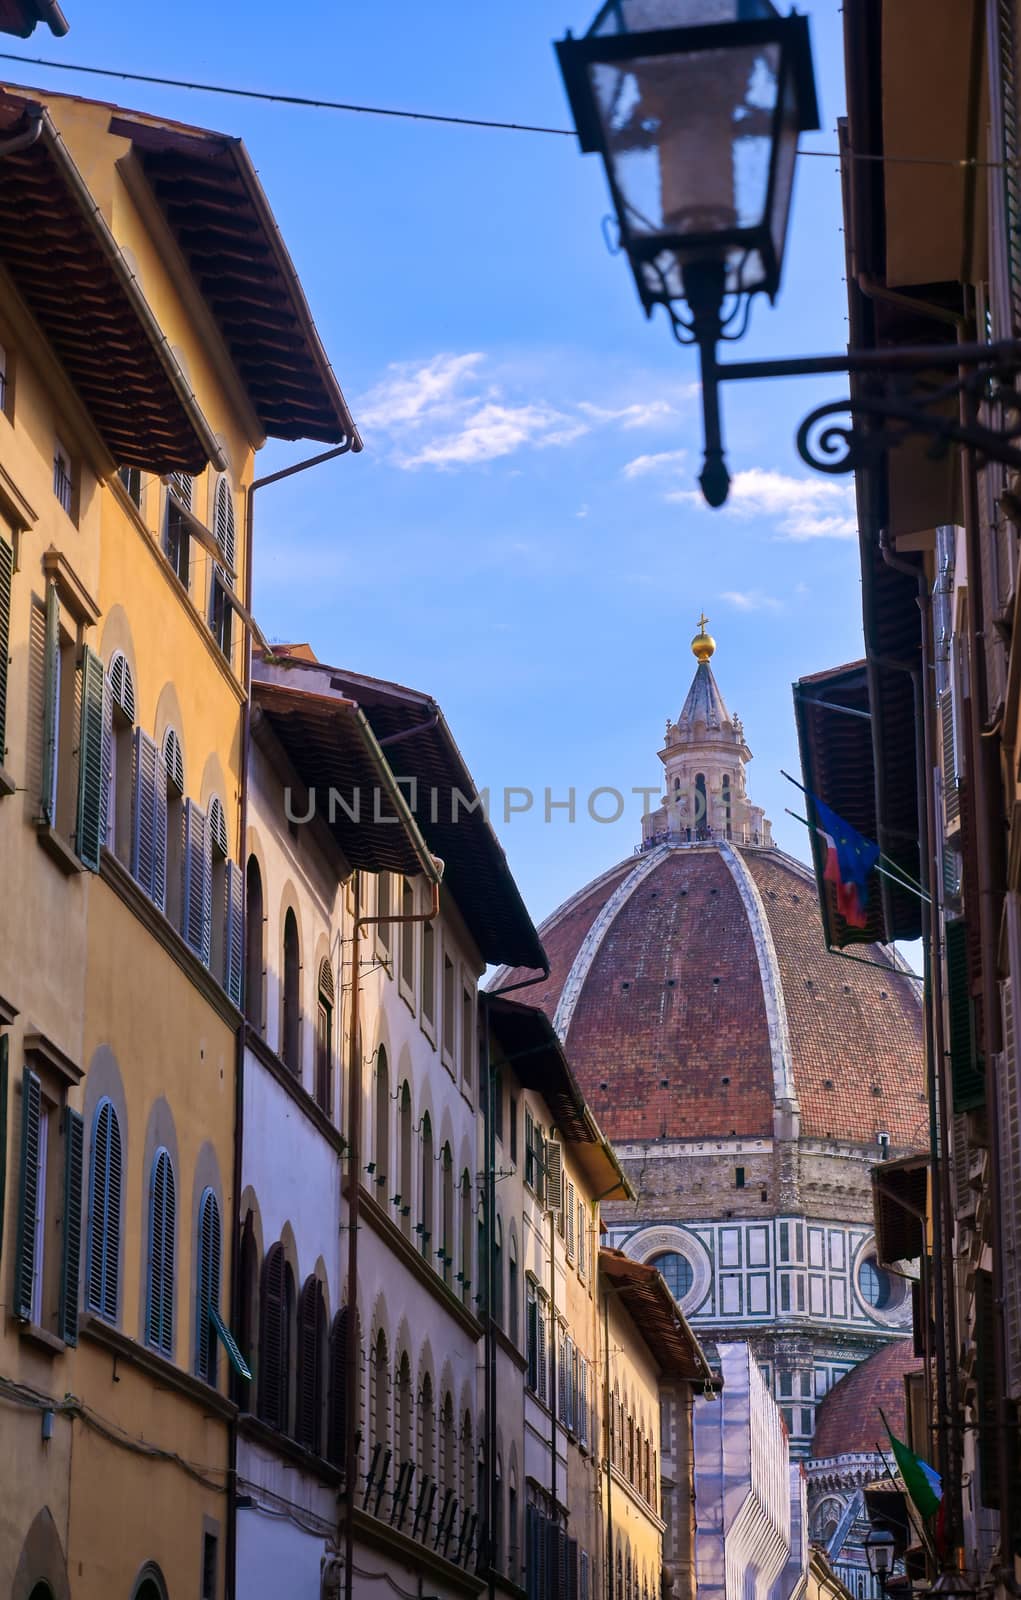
196, 1188, 221, 1386
566, 1181, 575, 1257
86, 1098, 122, 1320
1000, 977, 1021, 1397
327, 1307, 350, 1466
183, 799, 212, 963
999, 0, 1021, 332
147, 1148, 175, 1355
526, 1290, 538, 1391
76, 646, 105, 871
224, 860, 244, 1009
14, 1069, 41, 1320
60, 1107, 83, 1346
946, 920, 985, 1110
939, 690, 960, 824
40, 581, 60, 824
297, 1277, 324, 1454
260, 1243, 286, 1430
0, 1034, 7, 1271
0, 534, 12, 766
131, 729, 168, 910
545, 1139, 563, 1214
214, 478, 237, 573
100, 674, 113, 847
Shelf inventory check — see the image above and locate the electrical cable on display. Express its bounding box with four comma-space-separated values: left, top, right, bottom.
3, 49, 1021, 169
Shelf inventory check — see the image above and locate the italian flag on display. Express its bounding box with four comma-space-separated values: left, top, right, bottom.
885, 1421, 942, 1522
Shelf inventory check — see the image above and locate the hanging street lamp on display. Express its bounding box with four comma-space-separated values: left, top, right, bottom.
864, 1527, 896, 1594
556, 0, 1021, 506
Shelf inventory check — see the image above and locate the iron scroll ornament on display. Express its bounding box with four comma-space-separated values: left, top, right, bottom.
795, 362, 1021, 479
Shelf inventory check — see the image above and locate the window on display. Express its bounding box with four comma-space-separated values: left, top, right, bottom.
859, 1255, 894, 1311
182, 800, 212, 963
104, 651, 135, 866
377, 873, 392, 954
493, 1216, 504, 1327
524, 1109, 536, 1190
131, 728, 168, 911
509, 1094, 518, 1164
440, 1144, 453, 1284
396, 1349, 412, 1464
85, 1097, 122, 1322
237, 1212, 258, 1402
118, 465, 141, 508
164, 474, 193, 589
372, 1328, 389, 1452
15, 1061, 83, 1345
245, 856, 264, 1031
208, 796, 229, 982
162, 727, 185, 925
461, 986, 474, 1093
146, 1148, 176, 1356
0, 338, 9, 415
38, 582, 100, 862
493, 1069, 504, 1144
442, 953, 455, 1058
420, 1370, 435, 1483
398, 1083, 412, 1237
195, 1187, 221, 1386
422, 920, 436, 1026
400, 878, 415, 991
735, 1166, 746, 1189
526, 1279, 547, 1400
440, 1391, 455, 1495
316, 959, 334, 1115
373, 1045, 390, 1188
281, 909, 301, 1074
460, 1170, 472, 1304
209, 478, 236, 660
202, 1532, 217, 1600
566, 1180, 576, 1258
259, 1243, 294, 1435
419, 1113, 433, 1258
509, 1236, 519, 1345
461, 1411, 474, 1511
0, 532, 11, 772
327, 1307, 353, 1468
53, 438, 74, 518
296, 1276, 326, 1455
577, 1199, 586, 1277
650, 1250, 693, 1304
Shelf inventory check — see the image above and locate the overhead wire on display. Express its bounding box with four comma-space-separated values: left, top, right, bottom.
1, 49, 1020, 168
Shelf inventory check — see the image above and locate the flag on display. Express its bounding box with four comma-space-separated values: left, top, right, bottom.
885, 1422, 942, 1522
811, 795, 880, 929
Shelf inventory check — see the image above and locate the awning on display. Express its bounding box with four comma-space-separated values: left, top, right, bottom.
109, 114, 360, 449
872, 1153, 928, 1265
0, 0, 67, 36
251, 679, 440, 883
256, 653, 547, 972
599, 1248, 714, 1386
0, 95, 222, 474
486, 994, 632, 1202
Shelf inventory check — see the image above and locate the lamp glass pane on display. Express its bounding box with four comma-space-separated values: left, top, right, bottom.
769, 59, 801, 266
591, 0, 777, 35
588, 40, 780, 294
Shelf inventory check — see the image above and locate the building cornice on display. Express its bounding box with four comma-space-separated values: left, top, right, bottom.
79, 1312, 236, 1420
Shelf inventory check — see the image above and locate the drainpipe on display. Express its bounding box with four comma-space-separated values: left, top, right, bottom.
549, 1207, 558, 1540
0, 104, 44, 158
480, 996, 497, 1600
343, 874, 442, 1600
877, 531, 962, 1550
227, 439, 356, 1600
602, 1288, 614, 1600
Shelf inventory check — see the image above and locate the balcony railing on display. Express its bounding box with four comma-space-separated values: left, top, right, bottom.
360, 1445, 481, 1571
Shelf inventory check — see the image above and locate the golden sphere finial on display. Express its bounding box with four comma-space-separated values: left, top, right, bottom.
691, 612, 716, 663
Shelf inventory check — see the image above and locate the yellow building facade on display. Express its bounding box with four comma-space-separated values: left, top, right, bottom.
0, 84, 356, 1598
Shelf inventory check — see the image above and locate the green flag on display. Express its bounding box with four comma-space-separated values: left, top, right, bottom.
883, 1414, 942, 1521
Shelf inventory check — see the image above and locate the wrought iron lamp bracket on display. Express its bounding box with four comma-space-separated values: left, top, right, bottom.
694, 336, 1021, 506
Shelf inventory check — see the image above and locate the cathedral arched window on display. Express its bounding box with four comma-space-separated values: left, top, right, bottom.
650, 1250, 693, 1304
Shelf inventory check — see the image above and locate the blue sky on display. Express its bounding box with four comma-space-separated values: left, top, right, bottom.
1, 0, 878, 935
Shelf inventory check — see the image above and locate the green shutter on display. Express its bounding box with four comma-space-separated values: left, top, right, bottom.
76, 646, 105, 871
14, 1068, 41, 1321
60, 1106, 83, 1346
0, 1034, 8, 1269
40, 581, 60, 825
946, 920, 985, 1111
0, 535, 12, 767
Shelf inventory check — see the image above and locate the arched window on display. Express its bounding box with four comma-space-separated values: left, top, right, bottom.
315, 958, 334, 1115
400, 877, 415, 988
296, 1276, 326, 1456
195, 1187, 221, 1386
441, 1145, 453, 1284
694, 772, 708, 838
399, 1083, 412, 1239
372, 1329, 389, 1452
208, 796, 229, 982
460, 1170, 472, 1304
477, 1196, 486, 1316
493, 1216, 504, 1328
282, 908, 301, 1074
237, 1210, 258, 1399
209, 477, 236, 659
420, 1371, 435, 1483
105, 651, 135, 863
164, 469, 193, 586
327, 1307, 354, 1468
422, 919, 436, 1025
461, 1411, 473, 1508
420, 1113, 433, 1259
245, 857, 264, 1031
145, 1147, 175, 1356
508, 1232, 519, 1346
722, 772, 732, 838
86, 1097, 122, 1322
396, 1350, 412, 1464
374, 1046, 389, 1184
440, 1391, 455, 1495
259, 1243, 294, 1434
163, 727, 185, 927
650, 1249, 694, 1304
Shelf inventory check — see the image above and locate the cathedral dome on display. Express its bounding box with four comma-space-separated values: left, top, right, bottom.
811, 1341, 924, 1459
497, 627, 925, 1152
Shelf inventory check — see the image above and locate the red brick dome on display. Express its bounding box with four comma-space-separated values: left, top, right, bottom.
812, 1340, 923, 1459
496, 840, 925, 1149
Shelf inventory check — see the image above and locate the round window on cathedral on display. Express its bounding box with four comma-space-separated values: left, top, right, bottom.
856, 1251, 908, 1323
650, 1251, 694, 1304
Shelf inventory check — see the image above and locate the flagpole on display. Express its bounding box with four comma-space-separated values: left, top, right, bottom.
784, 810, 931, 906
779, 771, 930, 897
872, 1433, 938, 1566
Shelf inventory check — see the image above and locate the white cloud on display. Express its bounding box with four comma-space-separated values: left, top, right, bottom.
668, 467, 857, 540
622, 448, 688, 479
720, 589, 782, 613
579, 398, 680, 430
402, 401, 587, 468
358, 352, 484, 429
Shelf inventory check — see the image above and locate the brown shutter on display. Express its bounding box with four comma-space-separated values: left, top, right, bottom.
327, 1306, 350, 1467
60, 1107, 84, 1346
296, 1276, 324, 1455
259, 1243, 286, 1431
946, 920, 985, 1111
14, 1069, 41, 1322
